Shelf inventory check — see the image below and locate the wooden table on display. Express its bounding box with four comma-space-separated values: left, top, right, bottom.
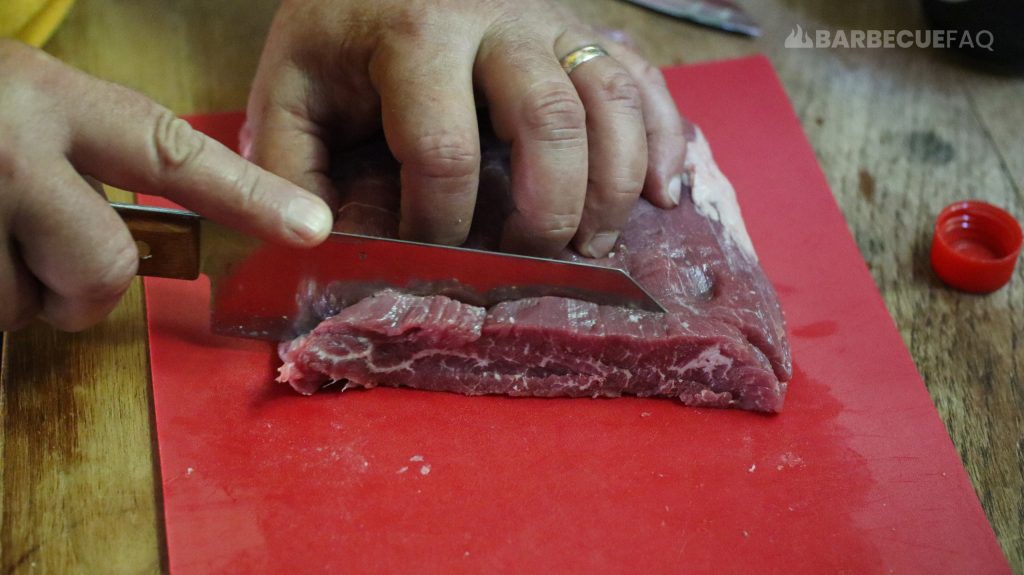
2, 0, 1022, 572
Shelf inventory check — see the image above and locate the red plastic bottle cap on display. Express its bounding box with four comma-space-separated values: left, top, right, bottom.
931, 200, 1022, 293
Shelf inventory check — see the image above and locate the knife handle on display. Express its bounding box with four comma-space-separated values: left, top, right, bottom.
111, 203, 201, 280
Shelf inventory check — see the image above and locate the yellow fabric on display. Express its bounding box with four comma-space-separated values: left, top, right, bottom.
0, 0, 74, 47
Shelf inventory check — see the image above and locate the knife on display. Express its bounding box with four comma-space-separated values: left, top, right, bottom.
620, 0, 761, 37
113, 203, 666, 340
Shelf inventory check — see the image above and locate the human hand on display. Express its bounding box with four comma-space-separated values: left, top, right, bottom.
246, 0, 686, 258
0, 40, 333, 332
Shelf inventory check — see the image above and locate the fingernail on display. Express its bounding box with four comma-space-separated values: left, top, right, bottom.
667, 174, 682, 206
285, 195, 333, 242
583, 231, 620, 258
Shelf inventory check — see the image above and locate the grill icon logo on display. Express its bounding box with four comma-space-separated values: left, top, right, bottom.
785, 25, 814, 48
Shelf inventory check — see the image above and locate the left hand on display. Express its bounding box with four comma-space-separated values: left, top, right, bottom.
246, 0, 687, 258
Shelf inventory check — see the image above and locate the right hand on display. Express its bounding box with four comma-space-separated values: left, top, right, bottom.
0, 40, 334, 332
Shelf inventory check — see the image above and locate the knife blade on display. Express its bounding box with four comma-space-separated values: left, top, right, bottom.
113, 203, 666, 340
620, 0, 761, 37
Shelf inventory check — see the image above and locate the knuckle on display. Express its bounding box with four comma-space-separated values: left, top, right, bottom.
639, 61, 668, 88
404, 132, 480, 182
151, 110, 206, 176
597, 71, 642, 112
0, 141, 29, 182
386, 6, 438, 40
75, 241, 138, 301
484, 12, 523, 43
521, 83, 586, 144
229, 159, 271, 212
521, 209, 582, 244
0, 51, 62, 165
594, 174, 644, 202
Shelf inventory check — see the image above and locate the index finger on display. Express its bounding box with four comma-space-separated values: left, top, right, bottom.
65, 73, 332, 247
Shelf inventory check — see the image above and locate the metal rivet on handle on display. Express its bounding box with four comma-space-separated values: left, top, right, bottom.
136, 240, 153, 260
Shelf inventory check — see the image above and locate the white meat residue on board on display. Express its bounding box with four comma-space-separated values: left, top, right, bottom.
397, 455, 433, 476
775, 452, 804, 471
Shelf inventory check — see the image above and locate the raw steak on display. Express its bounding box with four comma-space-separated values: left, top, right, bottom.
275, 126, 792, 412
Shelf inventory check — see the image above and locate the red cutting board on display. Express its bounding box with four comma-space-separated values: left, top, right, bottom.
144, 56, 1010, 574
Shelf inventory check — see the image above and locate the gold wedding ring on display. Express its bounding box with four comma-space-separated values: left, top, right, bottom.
559, 44, 609, 75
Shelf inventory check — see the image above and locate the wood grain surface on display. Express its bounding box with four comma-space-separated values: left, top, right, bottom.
2, 0, 1021, 573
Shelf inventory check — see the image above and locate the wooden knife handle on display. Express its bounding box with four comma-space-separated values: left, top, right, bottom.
111, 203, 201, 280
